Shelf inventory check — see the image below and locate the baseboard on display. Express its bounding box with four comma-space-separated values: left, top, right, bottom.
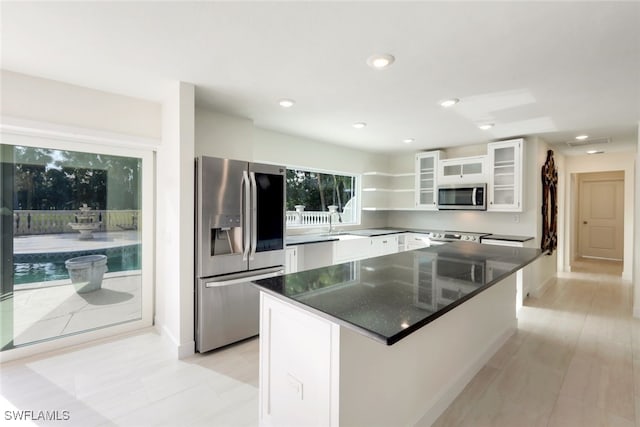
530, 274, 556, 298
156, 323, 195, 359
413, 326, 516, 427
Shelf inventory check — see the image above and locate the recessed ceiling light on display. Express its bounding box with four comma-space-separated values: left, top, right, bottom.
478, 123, 494, 130
278, 99, 295, 108
366, 54, 395, 69
403, 138, 414, 144
575, 135, 589, 140
352, 122, 367, 129
586, 150, 604, 155
440, 98, 459, 108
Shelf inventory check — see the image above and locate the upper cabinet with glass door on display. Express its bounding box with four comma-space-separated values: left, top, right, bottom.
415, 151, 440, 210
487, 139, 524, 212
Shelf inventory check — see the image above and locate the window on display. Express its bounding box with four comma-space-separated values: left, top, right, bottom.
286, 168, 358, 227
1, 134, 153, 356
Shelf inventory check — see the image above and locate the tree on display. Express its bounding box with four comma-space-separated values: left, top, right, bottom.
11, 146, 141, 210
286, 169, 355, 212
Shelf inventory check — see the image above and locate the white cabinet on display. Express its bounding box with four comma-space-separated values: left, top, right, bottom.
438, 155, 486, 184
361, 172, 415, 211
333, 234, 400, 263
333, 236, 372, 263
370, 235, 399, 257
404, 233, 431, 251
487, 139, 523, 212
415, 151, 440, 210
298, 241, 334, 272
285, 246, 298, 274
482, 237, 534, 311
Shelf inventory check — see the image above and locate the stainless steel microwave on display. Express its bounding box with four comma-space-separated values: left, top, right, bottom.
437, 183, 487, 210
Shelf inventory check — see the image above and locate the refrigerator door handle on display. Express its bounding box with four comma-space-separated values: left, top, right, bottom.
242, 170, 251, 261
204, 267, 285, 288
249, 171, 258, 260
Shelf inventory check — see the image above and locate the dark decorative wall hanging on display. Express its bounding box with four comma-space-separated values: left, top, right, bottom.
541, 150, 558, 254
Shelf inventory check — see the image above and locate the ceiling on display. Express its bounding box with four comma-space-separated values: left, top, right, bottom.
2, 2, 639, 154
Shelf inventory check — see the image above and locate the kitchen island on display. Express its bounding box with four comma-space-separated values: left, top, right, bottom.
253, 242, 541, 427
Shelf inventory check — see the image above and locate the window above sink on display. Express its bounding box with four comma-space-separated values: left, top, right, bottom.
286, 167, 359, 228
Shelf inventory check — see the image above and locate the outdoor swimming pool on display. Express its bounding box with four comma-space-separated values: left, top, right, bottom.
13, 244, 141, 285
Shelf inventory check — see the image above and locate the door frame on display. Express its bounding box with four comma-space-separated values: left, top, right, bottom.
0, 123, 157, 362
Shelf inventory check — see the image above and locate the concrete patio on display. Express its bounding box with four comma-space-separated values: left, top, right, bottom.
5, 231, 143, 348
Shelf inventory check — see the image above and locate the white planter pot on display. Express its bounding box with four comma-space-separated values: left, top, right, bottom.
65, 254, 108, 293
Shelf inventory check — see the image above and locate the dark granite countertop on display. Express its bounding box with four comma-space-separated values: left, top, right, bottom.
481, 234, 534, 242
254, 241, 542, 345
346, 229, 409, 237
285, 235, 340, 246
286, 229, 408, 246
285, 228, 535, 245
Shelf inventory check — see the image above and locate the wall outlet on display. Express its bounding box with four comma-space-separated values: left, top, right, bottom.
513, 214, 520, 223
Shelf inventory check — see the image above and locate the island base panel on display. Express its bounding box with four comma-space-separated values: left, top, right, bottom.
259, 273, 517, 427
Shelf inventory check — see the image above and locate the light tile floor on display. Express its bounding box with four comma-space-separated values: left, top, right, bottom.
1, 331, 258, 427
1, 260, 636, 427
433, 259, 636, 427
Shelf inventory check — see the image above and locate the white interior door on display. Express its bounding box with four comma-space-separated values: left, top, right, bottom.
578, 177, 624, 260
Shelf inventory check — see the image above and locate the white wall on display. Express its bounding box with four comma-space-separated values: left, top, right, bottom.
0, 71, 163, 360
195, 108, 253, 160
1, 70, 161, 140
194, 107, 389, 231
563, 151, 636, 281
156, 82, 195, 358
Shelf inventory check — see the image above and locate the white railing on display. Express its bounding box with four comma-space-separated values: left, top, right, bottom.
286, 210, 332, 226
12, 210, 140, 236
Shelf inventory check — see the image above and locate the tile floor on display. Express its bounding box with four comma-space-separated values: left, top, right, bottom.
1, 259, 636, 427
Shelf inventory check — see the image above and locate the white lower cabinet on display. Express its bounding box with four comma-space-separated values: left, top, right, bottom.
482, 238, 534, 311
370, 235, 399, 257
285, 246, 298, 274
404, 233, 431, 251
332, 236, 372, 263
333, 234, 400, 264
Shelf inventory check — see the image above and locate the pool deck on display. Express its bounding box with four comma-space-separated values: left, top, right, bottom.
13, 230, 141, 254
8, 272, 142, 347
5, 231, 143, 348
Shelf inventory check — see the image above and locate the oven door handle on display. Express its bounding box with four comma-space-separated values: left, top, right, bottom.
472, 187, 477, 206
242, 170, 251, 261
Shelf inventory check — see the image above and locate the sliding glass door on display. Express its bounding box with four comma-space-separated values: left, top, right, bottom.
1, 136, 153, 354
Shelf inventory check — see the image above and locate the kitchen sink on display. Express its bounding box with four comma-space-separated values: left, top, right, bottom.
317, 232, 364, 241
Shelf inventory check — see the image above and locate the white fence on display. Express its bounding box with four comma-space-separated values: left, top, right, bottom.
12, 210, 139, 236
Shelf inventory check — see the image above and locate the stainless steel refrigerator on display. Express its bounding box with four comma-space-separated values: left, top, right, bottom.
195, 156, 285, 353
